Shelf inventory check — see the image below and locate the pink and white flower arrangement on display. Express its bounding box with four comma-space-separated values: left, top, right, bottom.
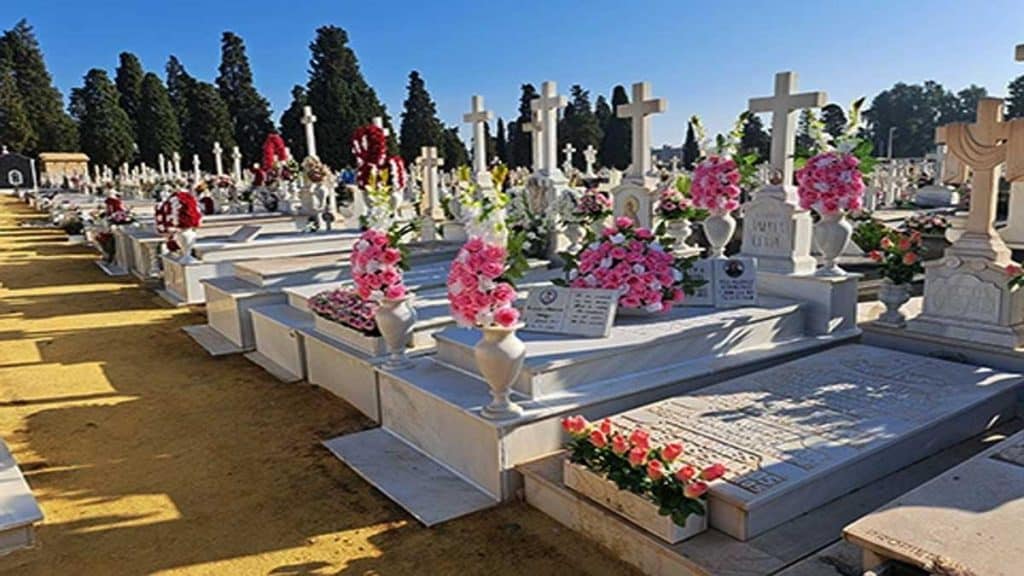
564, 217, 686, 313
562, 415, 726, 527
795, 151, 865, 215
572, 187, 613, 224
690, 155, 742, 214
447, 236, 521, 328
308, 288, 380, 336
350, 228, 409, 302
657, 176, 707, 221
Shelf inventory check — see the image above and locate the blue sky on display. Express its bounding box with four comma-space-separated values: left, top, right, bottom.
8, 0, 1024, 146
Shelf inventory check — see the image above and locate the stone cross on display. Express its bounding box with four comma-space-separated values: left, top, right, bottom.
158, 153, 166, 177
583, 145, 598, 177
213, 141, 224, 176
562, 143, 576, 175
372, 116, 390, 137
531, 81, 567, 177
670, 157, 681, 174
616, 82, 667, 183
301, 105, 318, 159
172, 152, 181, 178
419, 146, 445, 220
192, 154, 201, 181
521, 108, 544, 172
749, 71, 827, 186
463, 95, 494, 186
231, 146, 242, 181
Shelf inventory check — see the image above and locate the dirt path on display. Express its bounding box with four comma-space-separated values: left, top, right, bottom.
0, 197, 636, 575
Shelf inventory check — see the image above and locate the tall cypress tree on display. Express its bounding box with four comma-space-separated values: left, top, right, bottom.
182, 81, 235, 168
681, 121, 699, 169
559, 85, 602, 169
740, 114, 771, 162
165, 55, 192, 143
279, 85, 308, 160
0, 19, 77, 153
594, 95, 612, 131
599, 85, 631, 170
0, 58, 35, 152
70, 69, 135, 168
216, 31, 273, 164
114, 52, 144, 145
398, 70, 444, 164
441, 126, 469, 167
137, 72, 181, 166
306, 25, 390, 169
495, 118, 508, 164
508, 83, 537, 169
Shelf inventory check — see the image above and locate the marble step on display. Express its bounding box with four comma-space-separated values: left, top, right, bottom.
247, 304, 315, 382
0, 439, 43, 556
434, 297, 806, 398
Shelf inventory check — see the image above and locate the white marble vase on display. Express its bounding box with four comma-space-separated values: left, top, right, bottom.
376, 296, 417, 369
877, 279, 911, 327
814, 212, 852, 276
666, 219, 694, 253
176, 228, 198, 263
474, 324, 525, 420
703, 211, 735, 259
565, 221, 585, 254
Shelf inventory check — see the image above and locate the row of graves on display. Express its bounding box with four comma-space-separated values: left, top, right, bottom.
158, 59, 1024, 575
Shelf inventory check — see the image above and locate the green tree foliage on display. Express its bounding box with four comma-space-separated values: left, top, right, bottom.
136, 72, 181, 166
559, 85, 603, 170
594, 95, 612, 133
796, 109, 816, 155
398, 70, 444, 164
1008, 75, 1024, 119
740, 113, 770, 162
278, 85, 308, 160
821, 103, 847, 139
599, 85, 630, 170
681, 120, 699, 169
182, 80, 235, 168
306, 25, 390, 169
70, 69, 135, 168
441, 126, 469, 167
114, 51, 144, 145
495, 117, 508, 164
864, 81, 986, 158
0, 57, 35, 151
507, 83, 537, 169
0, 19, 77, 153
216, 31, 273, 165
165, 55, 193, 142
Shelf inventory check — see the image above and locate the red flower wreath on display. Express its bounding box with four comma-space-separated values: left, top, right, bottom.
262, 133, 288, 173
155, 191, 203, 236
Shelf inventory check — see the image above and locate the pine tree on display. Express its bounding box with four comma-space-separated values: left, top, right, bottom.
599, 85, 631, 170
495, 117, 508, 163
165, 55, 192, 143
114, 52, 144, 145
821, 104, 847, 139
740, 114, 771, 162
441, 126, 469, 167
1008, 75, 1024, 119
796, 109, 815, 155
681, 121, 699, 169
216, 31, 273, 165
70, 69, 135, 168
508, 83, 538, 169
278, 85, 308, 160
182, 81, 235, 168
137, 72, 181, 166
398, 70, 444, 164
306, 25, 390, 169
0, 19, 77, 153
559, 85, 602, 169
594, 95, 612, 132
0, 58, 35, 152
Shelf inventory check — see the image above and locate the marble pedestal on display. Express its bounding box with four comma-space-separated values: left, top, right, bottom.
323, 299, 860, 525
739, 185, 816, 276
757, 272, 860, 336
1001, 181, 1024, 249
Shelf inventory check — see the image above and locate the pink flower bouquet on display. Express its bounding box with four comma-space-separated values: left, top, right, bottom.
795, 151, 865, 215
308, 288, 379, 336
573, 188, 613, 224
690, 155, 741, 214
351, 228, 408, 302
447, 236, 521, 328
565, 216, 686, 313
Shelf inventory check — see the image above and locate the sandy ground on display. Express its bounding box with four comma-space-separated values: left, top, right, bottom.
0, 197, 637, 576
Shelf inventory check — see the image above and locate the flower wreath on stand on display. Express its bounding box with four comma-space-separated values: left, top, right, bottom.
794, 99, 876, 276
155, 191, 203, 252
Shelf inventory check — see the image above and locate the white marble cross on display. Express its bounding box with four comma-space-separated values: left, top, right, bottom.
192, 154, 201, 181
670, 156, 680, 174
231, 146, 242, 181
521, 108, 544, 171
158, 153, 166, 177
616, 82, 667, 182
302, 105, 318, 159
583, 145, 598, 177
531, 81, 567, 176
463, 95, 494, 185
372, 116, 390, 138
172, 152, 182, 178
749, 71, 827, 185
213, 141, 224, 176
419, 146, 445, 219
562, 143, 576, 174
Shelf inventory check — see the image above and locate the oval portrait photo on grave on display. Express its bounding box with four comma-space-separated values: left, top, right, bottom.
539, 287, 559, 306
725, 259, 745, 278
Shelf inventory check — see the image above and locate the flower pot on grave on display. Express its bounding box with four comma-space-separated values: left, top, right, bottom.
877, 279, 911, 327
474, 324, 526, 420
920, 233, 950, 261
564, 221, 585, 254
666, 219, 695, 254
562, 460, 708, 544
176, 228, 198, 263
375, 296, 418, 369
814, 211, 852, 276
703, 211, 736, 259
